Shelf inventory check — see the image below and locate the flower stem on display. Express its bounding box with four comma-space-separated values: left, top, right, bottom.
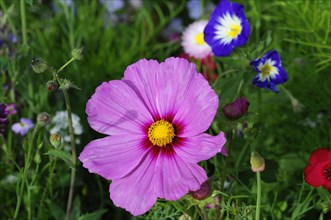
62, 88, 77, 220
257, 89, 262, 120
216, 128, 234, 220
255, 171, 262, 220
57, 57, 75, 73
53, 57, 78, 220
14, 124, 41, 219
0, 0, 18, 37
37, 158, 57, 219
20, 0, 27, 45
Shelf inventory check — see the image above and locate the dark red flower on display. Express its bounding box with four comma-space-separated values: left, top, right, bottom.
222, 96, 249, 120
304, 148, 331, 191
0, 103, 8, 135
191, 181, 211, 200
178, 53, 218, 82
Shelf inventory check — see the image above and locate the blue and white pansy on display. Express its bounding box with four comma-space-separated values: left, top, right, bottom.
250, 50, 288, 93
203, 0, 250, 57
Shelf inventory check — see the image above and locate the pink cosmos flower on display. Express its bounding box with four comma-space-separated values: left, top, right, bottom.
79, 57, 227, 216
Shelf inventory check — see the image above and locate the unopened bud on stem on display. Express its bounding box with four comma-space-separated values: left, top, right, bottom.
30, 58, 48, 73
250, 151, 265, 172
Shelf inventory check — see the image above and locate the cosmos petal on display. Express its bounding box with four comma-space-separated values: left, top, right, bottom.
79, 134, 152, 180
123, 58, 198, 120
173, 132, 227, 163
172, 70, 219, 137
153, 149, 207, 200
86, 80, 153, 135
109, 152, 158, 216
123, 57, 218, 137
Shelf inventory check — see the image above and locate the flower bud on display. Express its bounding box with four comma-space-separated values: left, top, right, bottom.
37, 112, 50, 126
34, 153, 41, 164
50, 133, 62, 148
191, 181, 211, 200
47, 80, 58, 91
222, 97, 249, 120
179, 214, 192, 220
71, 47, 84, 60
30, 58, 48, 73
250, 151, 265, 172
291, 98, 304, 113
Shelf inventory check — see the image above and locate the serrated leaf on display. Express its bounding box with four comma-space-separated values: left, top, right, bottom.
45, 149, 75, 169
78, 209, 107, 220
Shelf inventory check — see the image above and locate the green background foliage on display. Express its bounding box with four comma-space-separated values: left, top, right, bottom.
1, 0, 330, 219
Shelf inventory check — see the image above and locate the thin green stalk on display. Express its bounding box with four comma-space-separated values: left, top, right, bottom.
257, 89, 262, 120
202, 207, 208, 220
63, 87, 77, 220
235, 141, 250, 169
20, 0, 27, 45
53, 56, 78, 220
37, 158, 57, 219
57, 57, 75, 73
0, 0, 17, 37
220, 129, 233, 192
217, 129, 234, 220
256, 171, 262, 220
14, 124, 41, 219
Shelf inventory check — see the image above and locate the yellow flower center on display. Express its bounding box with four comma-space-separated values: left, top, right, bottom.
148, 119, 175, 147
260, 64, 272, 77
194, 32, 206, 45
228, 24, 241, 38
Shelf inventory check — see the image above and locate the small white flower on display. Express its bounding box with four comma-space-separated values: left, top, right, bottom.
51, 111, 83, 135
49, 111, 83, 151
182, 20, 212, 59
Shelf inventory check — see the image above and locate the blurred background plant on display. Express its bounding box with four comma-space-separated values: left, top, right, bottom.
0, 0, 330, 219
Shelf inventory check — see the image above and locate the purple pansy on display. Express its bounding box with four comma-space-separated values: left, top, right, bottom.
12, 118, 34, 136
203, 0, 250, 57
250, 50, 288, 93
79, 57, 227, 216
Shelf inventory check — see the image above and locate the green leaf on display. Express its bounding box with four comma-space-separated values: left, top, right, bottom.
25, 0, 33, 6
45, 149, 75, 169
78, 209, 107, 220
47, 200, 65, 220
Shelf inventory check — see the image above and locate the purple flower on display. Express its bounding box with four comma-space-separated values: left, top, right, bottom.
100, 0, 124, 14
250, 50, 288, 93
222, 96, 249, 120
0, 103, 8, 135
187, 0, 202, 20
5, 103, 17, 115
79, 57, 227, 216
12, 118, 34, 136
203, 0, 250, 57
